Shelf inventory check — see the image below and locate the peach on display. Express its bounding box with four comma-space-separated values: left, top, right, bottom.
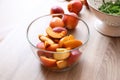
40, 56, 57, 67
46, 44, 59, 51
53, 27, 67, 33
63, 39, 82, 49
46, 27, 67, 39
50, 6, 64, 14
36, 42, 45, 49
44, 52, 53, 58
62, 13, 79, 29
81, 0, 89, 9
56, 60, 67, 69
59, 35, 74, 47
52, 38, 60, 43
53, 48, 70, 60
37, 50, 45, 57
49, 17, 65, 28
39, 34, 54, 45
67, 0, 83, 15
36, 42, 46, 57
67, 49, 81, 65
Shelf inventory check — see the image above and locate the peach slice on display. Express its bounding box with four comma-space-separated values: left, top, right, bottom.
53, 27, 67, 33
46, 43, 59, 51
39, 34, 54, 45
49, 17, 65, 28
46, 27, 67, 39
59, 35, 74, 47
37, 50, 45, 57
36, 42, 45, 49
67, 49, 81, 65
40, 56, 57, 67
53, 48, 70, 60
56, 60, 67, 69
63, 39, 82, 49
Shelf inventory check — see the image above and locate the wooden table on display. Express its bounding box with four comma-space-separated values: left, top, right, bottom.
0, 0, 120, 80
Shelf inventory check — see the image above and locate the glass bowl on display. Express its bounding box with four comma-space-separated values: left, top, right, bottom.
87, 0, 120, 37
26, 14, 89, 72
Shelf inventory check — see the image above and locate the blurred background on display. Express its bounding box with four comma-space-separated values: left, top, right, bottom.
0, 0, 68, 41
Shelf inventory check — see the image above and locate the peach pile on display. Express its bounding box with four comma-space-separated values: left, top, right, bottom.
36, 13, 84, 71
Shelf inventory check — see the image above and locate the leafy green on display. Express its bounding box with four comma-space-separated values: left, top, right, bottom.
98, 0, 120, 15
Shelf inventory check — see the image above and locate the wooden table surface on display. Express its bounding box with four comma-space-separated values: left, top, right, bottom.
0, 0, 120, 80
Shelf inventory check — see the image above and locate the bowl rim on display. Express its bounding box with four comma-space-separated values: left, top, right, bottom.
26, 13, 90, 54
87, 0, 120, 17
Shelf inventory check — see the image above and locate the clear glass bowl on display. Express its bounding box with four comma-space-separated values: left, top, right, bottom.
26, 14, 89, 72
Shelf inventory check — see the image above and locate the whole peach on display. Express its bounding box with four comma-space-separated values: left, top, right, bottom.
67, 0, 83, 15
50, 6, 64, 14
62, 13, 79, 29
49, 17, 65, 28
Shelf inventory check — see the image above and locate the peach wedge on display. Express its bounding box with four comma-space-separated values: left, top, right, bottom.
63, 39, 82, 49
46, 27, 67, 39
40, 56, 56, 67
53, 48, 70, 60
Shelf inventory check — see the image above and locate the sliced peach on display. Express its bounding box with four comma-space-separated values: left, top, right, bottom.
46, 27, 67, 39
46, 43, 59, 51
49, 17, 65, 28
67, 49, 81, 65
52, 27, 67, 33
59, 35, 74, 47
44, 52, 53, 58
36, 42, 45, 49
37, 50, 45, 57
40, 56, 56, 67
56, 60, 67, 69
63, 39, 82, 49
39, 34, 54, 45
53, 48, 70, 60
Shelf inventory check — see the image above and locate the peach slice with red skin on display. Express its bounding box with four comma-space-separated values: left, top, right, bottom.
46, 43, 59, 51
36, 42, 46, 50
46, 27, 67, 39
37, 50, 44, 57
53, 27, 67, 33
36, 42, 46, 57
36, 42, 53, 58
67, 49, 82, 65
40, 56, 57, 67
62, 13, 79, 29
